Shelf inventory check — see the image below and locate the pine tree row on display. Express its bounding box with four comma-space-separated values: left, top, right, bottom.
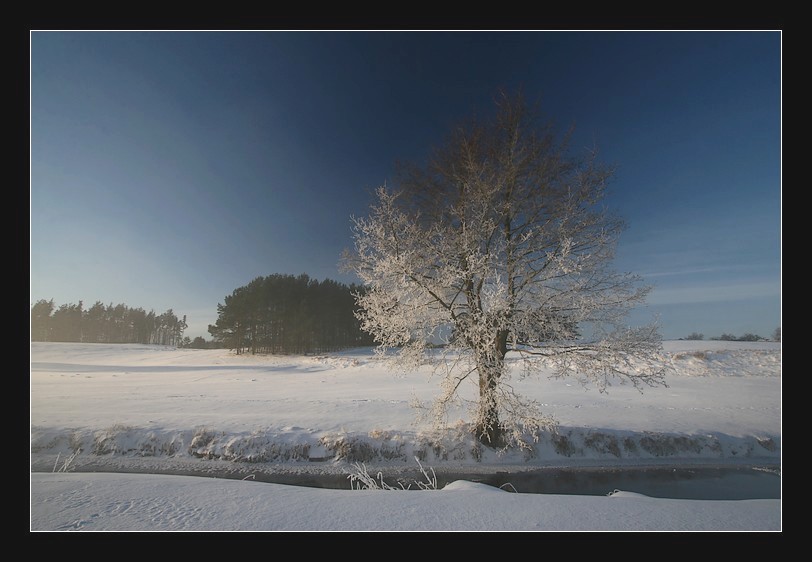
208, 273, 374, 355
31, 300, 187, 346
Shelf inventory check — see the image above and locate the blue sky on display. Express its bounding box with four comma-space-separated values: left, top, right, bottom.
30, 31, 781, 340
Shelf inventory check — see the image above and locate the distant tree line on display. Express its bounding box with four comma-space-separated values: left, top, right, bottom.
713, 333, 767, 342
681, 328, 781, 342
208, 273, 374, 354
31, 299, 187, 346
179, 336, 219, 349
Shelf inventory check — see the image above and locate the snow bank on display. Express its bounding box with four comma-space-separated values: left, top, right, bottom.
30, 342, 781, 473
30, 472, 781, 531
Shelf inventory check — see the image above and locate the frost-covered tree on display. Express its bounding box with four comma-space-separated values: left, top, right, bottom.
345, 93, 667, 447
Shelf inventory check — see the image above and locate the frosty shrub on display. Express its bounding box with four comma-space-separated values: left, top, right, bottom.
344, 92, 668, 447
52, 450, 80, 473
348, 457, 438, 491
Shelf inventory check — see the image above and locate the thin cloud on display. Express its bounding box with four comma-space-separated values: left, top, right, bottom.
646, 281, 780, 306
643, 266, 737, 278
641, 263, 768, 279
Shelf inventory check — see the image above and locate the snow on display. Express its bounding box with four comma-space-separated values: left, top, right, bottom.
30, 341, 781, 531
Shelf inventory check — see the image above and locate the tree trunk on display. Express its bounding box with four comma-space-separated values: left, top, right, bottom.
476, 331, 509, 447
477, 366, 502, 446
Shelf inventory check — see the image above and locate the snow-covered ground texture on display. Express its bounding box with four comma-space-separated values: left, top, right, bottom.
31, 341, 781, 531
31, 472, 779, 531
31, 341, 781, 470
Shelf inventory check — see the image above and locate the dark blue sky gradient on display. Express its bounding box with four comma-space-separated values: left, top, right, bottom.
30, 31, 781, 339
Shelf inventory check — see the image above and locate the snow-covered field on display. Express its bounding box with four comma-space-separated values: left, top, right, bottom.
30, 341, 781, 531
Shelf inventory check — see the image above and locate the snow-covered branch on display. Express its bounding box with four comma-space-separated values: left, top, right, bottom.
346, 93, 668, 447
